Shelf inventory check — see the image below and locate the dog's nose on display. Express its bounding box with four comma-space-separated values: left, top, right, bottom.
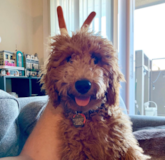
75, 79, 91, 94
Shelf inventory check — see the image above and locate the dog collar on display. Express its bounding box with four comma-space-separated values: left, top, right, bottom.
65, 104, 107, 128
71, 109, 99, 128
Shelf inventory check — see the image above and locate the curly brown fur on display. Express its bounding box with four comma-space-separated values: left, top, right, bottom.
41, 30, 150, 160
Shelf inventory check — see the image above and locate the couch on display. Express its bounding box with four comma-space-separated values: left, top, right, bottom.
0, 89, 165, 159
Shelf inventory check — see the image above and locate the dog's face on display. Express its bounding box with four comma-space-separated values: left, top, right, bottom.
42, 30, 124, 112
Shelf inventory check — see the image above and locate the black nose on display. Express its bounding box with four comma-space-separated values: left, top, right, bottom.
75, 79, 91, 94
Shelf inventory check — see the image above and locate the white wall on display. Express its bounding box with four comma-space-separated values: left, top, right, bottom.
0, 0, 50, 65
32, 0, 44, 64
0, 0, 33, 54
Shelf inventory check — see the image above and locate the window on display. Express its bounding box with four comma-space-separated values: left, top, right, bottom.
134, 3, 165, 116
5, 54, 8, 59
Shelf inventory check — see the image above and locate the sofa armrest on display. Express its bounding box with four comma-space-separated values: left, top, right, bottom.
0, 90, 20, 157
17, 96, 48, 111
130, 115, 165, 132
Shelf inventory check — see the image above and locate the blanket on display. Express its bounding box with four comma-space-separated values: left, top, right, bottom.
134, 128, 165, 160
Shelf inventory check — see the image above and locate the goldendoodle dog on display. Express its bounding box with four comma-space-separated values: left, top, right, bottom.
41, 6, 150, 160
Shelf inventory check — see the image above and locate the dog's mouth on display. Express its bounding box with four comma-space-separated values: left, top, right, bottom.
75, 96, 90, 107
65, 93, 103, 112
68, 94, 96, 107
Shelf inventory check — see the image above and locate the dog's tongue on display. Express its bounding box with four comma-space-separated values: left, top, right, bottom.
75, 97, 90, 106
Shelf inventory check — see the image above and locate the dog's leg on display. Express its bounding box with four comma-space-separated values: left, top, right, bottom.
120, 118, 151, 160
121, 116, 151, 160
123, 145, 151, 160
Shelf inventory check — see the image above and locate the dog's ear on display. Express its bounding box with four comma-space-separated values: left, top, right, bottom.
46, 80, 60, 108
40, 67, 60, 108
106, 71, 124, 107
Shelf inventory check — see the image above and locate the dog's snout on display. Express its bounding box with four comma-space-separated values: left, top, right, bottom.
75, 79, 91, 94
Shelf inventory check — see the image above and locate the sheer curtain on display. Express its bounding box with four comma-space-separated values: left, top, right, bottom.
50, 0, 75, 36
50, 0, 113, 41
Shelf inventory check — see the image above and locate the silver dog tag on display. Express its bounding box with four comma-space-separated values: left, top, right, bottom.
72, 113, 86, 128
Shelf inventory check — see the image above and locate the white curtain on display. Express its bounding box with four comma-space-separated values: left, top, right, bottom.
50, 0, 75, 36
50, 0, 113, 41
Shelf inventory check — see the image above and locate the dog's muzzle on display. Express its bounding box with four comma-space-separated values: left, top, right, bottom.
74, 79, 91, 107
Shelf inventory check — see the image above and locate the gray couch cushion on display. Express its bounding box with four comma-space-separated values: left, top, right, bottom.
18, 100, 47, 137
0, 90, 20, 157
130, 115, 165, 132
0, 89, 19, 107
0, 90, 48, 157
17, 96, 48, 111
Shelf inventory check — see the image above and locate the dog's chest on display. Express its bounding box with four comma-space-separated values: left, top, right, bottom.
58, 114, 120, 160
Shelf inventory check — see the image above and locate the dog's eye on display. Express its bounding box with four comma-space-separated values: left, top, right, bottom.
66, 56, 72, 62
91, 54, 100, 64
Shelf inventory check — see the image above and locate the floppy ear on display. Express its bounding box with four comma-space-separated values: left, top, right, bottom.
46, 80, 60, 107
40, 67, 60, 108
106, 71, 124, 107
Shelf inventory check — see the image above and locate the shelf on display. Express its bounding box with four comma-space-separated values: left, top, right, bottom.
0, 65, 24, 70
26, 69, 40, 71
0, 76, 44, 97
4, 76, 29, 79
30, 77, 41, 79
26, 58, 39, 61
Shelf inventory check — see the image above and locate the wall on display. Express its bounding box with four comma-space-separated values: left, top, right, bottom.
32, 0, 44, 64
0, 0, 33, 54
0, 0, 50, 65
